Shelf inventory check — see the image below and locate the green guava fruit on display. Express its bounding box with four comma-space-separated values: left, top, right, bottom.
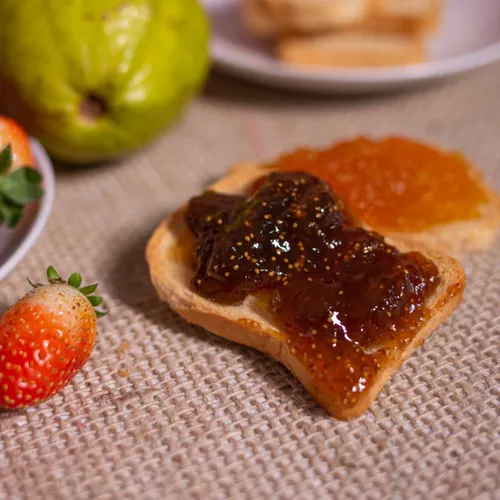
0, 0, 210, 164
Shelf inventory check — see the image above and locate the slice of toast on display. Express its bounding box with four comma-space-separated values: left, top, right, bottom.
243, 0, 439, 37
146, 165, 466, 419
371, 0, 440, 33
242, 0, 370, 37
242, 0, 280, 38
277, 31, 425, 68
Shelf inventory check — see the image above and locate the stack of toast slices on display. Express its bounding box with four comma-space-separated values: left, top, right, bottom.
242, 0, 441, 68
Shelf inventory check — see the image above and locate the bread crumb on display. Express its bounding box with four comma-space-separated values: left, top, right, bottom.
118, 368, 130, 378
117, 342, 130, 355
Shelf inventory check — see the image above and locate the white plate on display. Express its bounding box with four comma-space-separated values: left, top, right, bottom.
204, 0, 500, 93
0, 140, 55, 282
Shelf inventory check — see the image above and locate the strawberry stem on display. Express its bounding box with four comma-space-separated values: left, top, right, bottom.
27, 278, 43, 288
29, 266, 107, 318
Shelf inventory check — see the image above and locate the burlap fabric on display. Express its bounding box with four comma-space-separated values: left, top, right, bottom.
1, 64, 499, 499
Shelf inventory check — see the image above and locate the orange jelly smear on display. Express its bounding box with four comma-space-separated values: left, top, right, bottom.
275, 137, 488, 232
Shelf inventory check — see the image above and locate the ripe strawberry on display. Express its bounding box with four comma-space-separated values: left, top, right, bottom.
0, 116, 43, 228
0, 266, 106, 409
0, 116, 34, 169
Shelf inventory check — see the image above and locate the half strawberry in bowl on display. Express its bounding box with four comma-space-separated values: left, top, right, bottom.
0, 116, 55, 281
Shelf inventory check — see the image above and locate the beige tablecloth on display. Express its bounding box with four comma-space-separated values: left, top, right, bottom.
1, 66, 499, 500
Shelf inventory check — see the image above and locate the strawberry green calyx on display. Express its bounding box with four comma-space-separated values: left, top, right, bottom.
29, 266, 107, 317
0, 143, 44, 228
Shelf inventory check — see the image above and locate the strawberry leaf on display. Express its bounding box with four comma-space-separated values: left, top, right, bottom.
0, 198, 23, 228
95, 310, 108, 318
47, 266, 61, 281
0, 144, 12, 175
79, 284, 98, 295
0, 145, 43, 229
1, 167, 43, 205
88, 295, 103, 307
68, 273, 82, 289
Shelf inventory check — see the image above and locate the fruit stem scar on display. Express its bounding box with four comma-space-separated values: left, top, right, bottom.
79, 94, 107, 121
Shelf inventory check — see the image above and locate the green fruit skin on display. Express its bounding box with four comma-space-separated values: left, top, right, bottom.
0, 0, 210, 164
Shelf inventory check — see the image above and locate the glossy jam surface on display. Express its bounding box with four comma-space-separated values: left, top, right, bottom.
185, 172, 440, 409
275, 137, 488, 232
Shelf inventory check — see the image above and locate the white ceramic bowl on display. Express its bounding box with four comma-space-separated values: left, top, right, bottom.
0, 139, 55, 282
204, 0, 500, 93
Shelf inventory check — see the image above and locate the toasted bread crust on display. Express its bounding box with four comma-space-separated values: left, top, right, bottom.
146, 164, 466, 419
276, 32, 425, 68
